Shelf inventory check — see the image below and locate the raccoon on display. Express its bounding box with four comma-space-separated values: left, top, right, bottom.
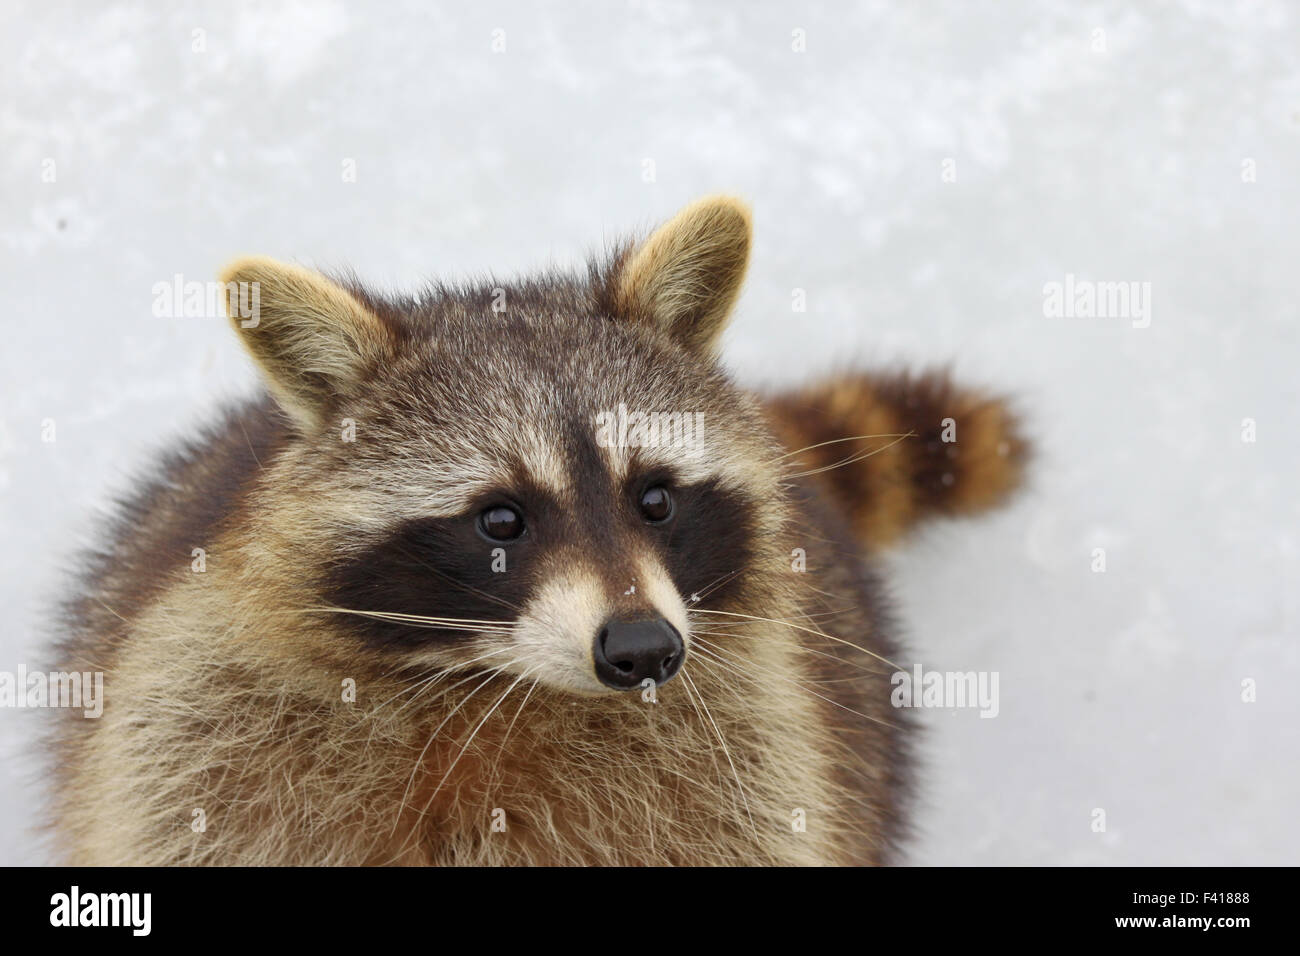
48, 196, 1026, 865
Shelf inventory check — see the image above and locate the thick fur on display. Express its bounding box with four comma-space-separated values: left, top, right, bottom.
766, 370, 1028, 549
46, 197, 1025, 865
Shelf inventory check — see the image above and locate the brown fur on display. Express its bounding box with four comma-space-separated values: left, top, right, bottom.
766, 370, 1028, 548
614, 196, 752, 354
46, 197, 1026, 866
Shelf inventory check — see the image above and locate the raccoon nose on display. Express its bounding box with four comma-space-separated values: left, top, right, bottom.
593, 617, 684, 690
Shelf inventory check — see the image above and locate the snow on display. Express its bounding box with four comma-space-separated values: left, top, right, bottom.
1, 0, 1296, 864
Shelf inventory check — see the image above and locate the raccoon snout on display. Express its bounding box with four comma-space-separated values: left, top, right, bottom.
592, 617, 684, 690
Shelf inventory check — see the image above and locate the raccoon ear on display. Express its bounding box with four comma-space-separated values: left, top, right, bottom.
218, 256, 395, 430
613, 195, 752, 354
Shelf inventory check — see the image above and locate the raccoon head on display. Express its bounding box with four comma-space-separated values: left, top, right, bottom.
222, 196, 787, 697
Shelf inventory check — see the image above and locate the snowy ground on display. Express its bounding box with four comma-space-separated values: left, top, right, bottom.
2, 1, 1296, 865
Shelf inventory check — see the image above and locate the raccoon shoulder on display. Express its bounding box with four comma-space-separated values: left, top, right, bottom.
57, 398, 291, 656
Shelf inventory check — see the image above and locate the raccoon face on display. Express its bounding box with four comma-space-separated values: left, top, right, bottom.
223, 196, 783, 696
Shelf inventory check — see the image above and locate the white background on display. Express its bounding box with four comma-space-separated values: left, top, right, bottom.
1, 0, 1297, 865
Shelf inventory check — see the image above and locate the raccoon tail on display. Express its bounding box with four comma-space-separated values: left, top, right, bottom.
764, 368, 1029, 549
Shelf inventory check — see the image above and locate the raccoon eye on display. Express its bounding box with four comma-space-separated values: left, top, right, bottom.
478, 505, 524, 541
639, 485, 673, 523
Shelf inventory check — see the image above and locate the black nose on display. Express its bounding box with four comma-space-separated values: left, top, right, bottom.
593, 617, 685, 690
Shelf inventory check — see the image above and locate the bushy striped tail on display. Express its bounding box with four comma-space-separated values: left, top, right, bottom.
764, 369, 1029, 549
